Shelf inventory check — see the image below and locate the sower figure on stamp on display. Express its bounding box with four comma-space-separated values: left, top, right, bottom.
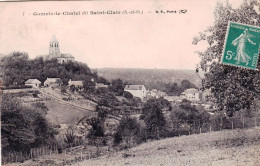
232, 28, 256, 65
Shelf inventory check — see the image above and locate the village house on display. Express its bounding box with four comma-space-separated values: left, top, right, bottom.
149, 89, 167, 99
124, 85, 147, 101
95, 83, 109, 89
181, 88, 200, 101
44, 77, 62, 88
164, 96, 182, 103
24, 79, 41, 88
68, 79, 83, 88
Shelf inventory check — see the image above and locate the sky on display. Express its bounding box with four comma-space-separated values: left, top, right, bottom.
0, 0, 244, 70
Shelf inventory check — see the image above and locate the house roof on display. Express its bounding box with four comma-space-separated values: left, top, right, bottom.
59, 53, 74, 58
185, 88, 199, 94
124, 85, 145, 90
69, 80, 83, 86
25, 79, 41, 84
45, 78, 61, 83
96, 83, 108, 88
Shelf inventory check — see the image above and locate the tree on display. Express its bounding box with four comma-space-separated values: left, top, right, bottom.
114, 116, 142, 148
180, 79, 197, 91
123, 91, 133, 99
1, 94, 57, 154
170, 100, 210, 134
86, 117, 105, 146
97, 76, 110, 85
64, 126, 77, 146
83, 77, 96, 94
109, 79, 125, 96
140, 99, 166, 139
193, 0, 260, 116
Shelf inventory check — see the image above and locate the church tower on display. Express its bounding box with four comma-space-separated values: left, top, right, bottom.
49, 35, 61, 59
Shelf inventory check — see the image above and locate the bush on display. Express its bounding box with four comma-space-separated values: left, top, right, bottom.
114, 116, 142, 148
123, 91, 133, 99
64, 127, 76, 146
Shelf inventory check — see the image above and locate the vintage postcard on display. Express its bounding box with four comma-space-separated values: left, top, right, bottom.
0, 0, 259, 166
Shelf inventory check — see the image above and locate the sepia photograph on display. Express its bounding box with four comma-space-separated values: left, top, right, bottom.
0, 0, 259, 165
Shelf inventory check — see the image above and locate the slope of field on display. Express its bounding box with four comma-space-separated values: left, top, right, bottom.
44, 100, 97, 125
74, 127, 260, 166
96, 68, 202, 89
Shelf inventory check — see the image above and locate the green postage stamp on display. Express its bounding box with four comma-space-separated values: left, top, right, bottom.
222, 22, 260, 70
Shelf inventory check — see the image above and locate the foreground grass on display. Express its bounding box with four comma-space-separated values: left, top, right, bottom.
73, 127, 260, 166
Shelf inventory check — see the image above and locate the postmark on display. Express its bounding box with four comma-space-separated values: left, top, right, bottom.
221, 21, 260, 70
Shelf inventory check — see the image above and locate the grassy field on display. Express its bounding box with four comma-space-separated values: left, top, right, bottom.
44, 100, 96, 125
73, 127, 260, 166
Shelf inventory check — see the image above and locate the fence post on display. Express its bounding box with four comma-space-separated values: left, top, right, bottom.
81, 151, 83, 160
145, 129, 147, 141
30, 149, 32, 158
255, 117, 257, 128
243, 119, 245, 129
200, 128, 202, 134
231, 121, 233, 130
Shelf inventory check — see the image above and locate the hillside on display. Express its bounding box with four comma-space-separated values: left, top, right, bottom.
74, 127, 260, 166
96, 68, 202, 89
3, 88, 97, 125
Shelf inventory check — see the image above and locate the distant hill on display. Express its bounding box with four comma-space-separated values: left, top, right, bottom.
96, 68, 202, 90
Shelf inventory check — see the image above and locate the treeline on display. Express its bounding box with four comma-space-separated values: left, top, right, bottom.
0, 52, 96, 88
109, 98, 259, 149
97, 68, 201, 88
162, 80, 197, 96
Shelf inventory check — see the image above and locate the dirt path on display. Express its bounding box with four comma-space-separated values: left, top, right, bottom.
40, 88, 96, 111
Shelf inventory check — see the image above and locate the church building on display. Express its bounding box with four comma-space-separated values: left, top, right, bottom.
45, 35, 74, 64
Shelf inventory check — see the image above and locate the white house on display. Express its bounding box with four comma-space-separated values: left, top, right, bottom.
149, 89, 167, 99
68, 79, 83, 88
181, 88, 200, 101
124, 85, 147, 101
25, 79, 41, 88
95, 83, 109, 89
164, 96, 182, 102
44, 77, 62, 88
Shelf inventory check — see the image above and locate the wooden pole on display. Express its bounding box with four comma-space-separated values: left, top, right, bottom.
231, 121, 233, 130
200, 128, 202, 134
210, 125, 212, 132
81, 151, 83, 160
30, 149, 32, 158
145, 129, 147, 141
157, 127, 160, 139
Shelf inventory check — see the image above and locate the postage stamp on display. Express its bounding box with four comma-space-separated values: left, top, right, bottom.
222, 21, 260, 70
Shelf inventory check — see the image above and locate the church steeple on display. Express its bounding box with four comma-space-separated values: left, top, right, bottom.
49, 35, 61, 58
